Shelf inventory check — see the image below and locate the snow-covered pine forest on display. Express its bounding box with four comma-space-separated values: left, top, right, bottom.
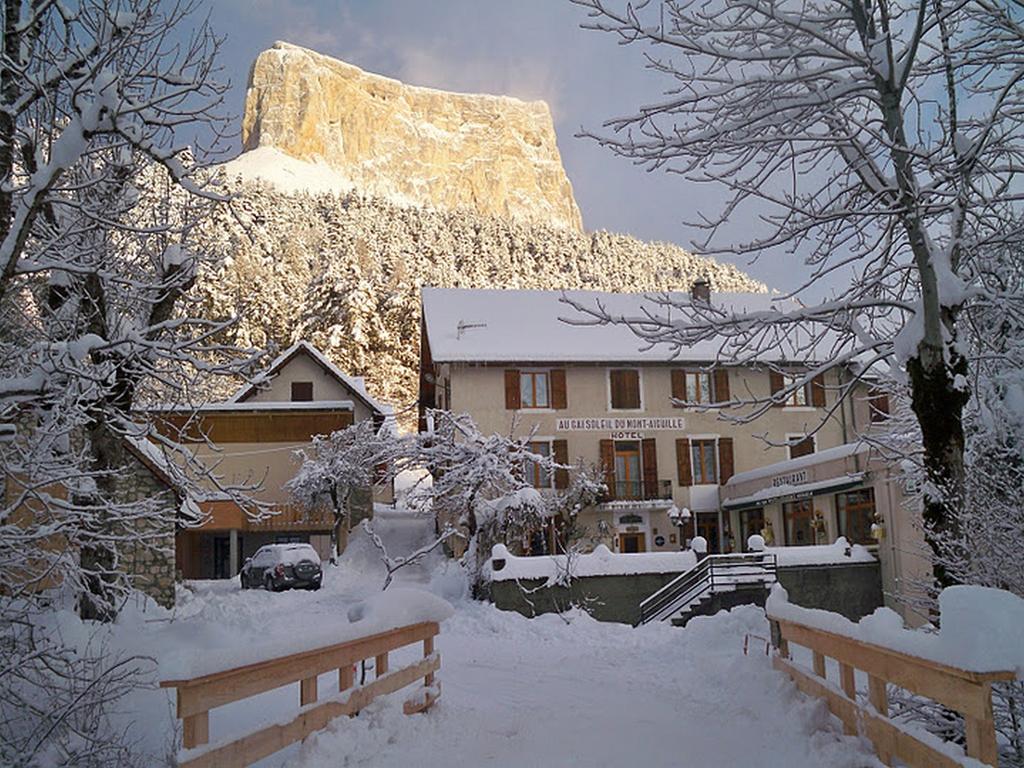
193, 178, 766, 413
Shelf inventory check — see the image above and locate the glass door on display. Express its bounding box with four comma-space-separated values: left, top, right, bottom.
614, 441, 641, 500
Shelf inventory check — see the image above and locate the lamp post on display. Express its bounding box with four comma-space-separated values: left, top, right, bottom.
668, 505, 693, 550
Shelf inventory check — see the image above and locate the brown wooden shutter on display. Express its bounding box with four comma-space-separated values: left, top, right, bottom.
713, 369, 730, 403
642, 438, 658, 498
626, 370, 641, 408
671, 369, 686, 405
600, 439, 616, 500
811, 373, 826, 407
550, 369, 567, 410
769, 370, 785, 407
675, 438, 692, 487
504, 369, 520, 410
553, 439, 569, 490
869, 390, 890, 423
718, 437, 734, 484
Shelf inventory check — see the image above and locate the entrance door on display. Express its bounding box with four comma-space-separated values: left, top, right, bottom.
212, 536, 230, 579
696, 514, 720, 554
739, 509, 765, 551
619, 532, 646, 553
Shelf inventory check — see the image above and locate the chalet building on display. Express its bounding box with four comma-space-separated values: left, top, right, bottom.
419, 286, 930, 607
153, 342, 391, 580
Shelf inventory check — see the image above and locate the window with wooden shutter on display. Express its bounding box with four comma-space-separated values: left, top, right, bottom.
525, 441, 552, 488
713, 369, 730, 403
788, 435, 815, 460
769, 370, 785, 407
600, 439, 616, 499
291, 381, 313, 402
642, 438, 658, 498
675, 438, 692, 486
553, 439, 569, 489
869, 389, 889, 423
609, 369, 641, 409
810, 374, 826, 407
718, 437, 734, 483
504, 369, 521, 410
671, 369, 686, 405
550, 369, 567, 410
691, 439, 718, 484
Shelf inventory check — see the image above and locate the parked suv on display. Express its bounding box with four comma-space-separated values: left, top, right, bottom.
240, 543, 323, 591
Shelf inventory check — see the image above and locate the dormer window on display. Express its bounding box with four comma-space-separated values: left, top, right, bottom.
291, 381, 313, 402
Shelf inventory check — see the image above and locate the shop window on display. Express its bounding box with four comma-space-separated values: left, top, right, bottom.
739, 508, 765, 550
691, 439, 718, 484
520, 371, 550, 408
291, 381, 313, 402
525, 441, 552, 488
788, 435, 815, 460
783, 499, 815, 546
836, 487, 876, 545
609, 369, 641, 410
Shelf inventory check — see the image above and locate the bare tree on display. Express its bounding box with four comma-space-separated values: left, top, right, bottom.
568, 0, 1024, 587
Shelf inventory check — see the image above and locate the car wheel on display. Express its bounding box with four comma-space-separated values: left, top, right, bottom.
264, 574, 275, 592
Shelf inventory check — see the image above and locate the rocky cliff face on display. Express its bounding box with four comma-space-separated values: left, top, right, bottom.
240, 42, 583, 231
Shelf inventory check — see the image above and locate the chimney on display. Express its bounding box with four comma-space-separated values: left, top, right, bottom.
691, 278, 711, 303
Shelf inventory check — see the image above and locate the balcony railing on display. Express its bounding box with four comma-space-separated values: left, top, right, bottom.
603, 479, 673, 502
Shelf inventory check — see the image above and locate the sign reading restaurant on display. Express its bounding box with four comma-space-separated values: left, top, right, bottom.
556, 417, 687, 432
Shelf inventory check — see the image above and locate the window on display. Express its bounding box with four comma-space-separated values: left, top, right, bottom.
836, 488, 876, 545
613, 440, 642, 499
609, 369, 641, 409
788, 435, 815, 460
291, 381, 313, 402
784, 374, 809, 406
685, 371, 713, 404
739, 509, 765, 551
525, 441, 552, 488
783, 499, 815, 546
869, 390, 890, 423
520, 371, 550, 409
691, 439, 718, 484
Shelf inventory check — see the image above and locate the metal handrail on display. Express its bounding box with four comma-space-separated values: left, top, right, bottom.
636, 553, 778, 626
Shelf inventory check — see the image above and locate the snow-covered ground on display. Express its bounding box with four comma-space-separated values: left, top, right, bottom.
61, 512, 882, 767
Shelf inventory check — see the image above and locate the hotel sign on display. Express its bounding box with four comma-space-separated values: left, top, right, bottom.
556, 417, 686, 432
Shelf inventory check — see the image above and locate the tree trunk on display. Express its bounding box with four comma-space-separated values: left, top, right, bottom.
78, 418, 123, 622
907, 343, 969, 589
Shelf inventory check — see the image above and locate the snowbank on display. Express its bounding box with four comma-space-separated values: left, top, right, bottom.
766, 583, 1024, 676
767, 537, 876, 566
488, 544, 697, 583
162, 587, 452, 681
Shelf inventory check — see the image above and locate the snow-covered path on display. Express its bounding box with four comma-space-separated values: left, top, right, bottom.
288, 603, 878, 768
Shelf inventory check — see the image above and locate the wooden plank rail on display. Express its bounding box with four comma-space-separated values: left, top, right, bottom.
767, 614, 1015, 767
161, 621, 441, 768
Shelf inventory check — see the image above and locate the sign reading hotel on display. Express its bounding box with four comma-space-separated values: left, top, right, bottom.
556, 417, 687, 432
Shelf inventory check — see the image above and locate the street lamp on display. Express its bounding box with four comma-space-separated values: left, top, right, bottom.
668, 505, 693, 549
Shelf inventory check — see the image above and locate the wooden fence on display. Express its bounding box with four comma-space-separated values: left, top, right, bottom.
160, 621, 441, 768
768, 613, 1015, 767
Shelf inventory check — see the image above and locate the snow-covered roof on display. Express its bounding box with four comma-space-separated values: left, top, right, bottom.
228, 341, 391, 417
726, 442, 870, 487
421, 287, 815, 364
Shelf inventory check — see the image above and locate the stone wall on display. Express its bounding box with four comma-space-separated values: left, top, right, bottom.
490, 561, 883, 625
114, 451, 177, 608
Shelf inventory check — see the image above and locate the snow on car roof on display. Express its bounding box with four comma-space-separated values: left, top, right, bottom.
421, 287, 831, 364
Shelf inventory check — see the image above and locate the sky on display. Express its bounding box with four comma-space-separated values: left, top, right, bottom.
205, 0, 788, 292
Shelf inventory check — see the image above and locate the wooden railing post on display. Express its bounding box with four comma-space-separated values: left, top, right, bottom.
965, 682, 998, 767
300, 675, 318, 707
339, 663, 354, 693
812, 651, 826, 679
839, 663, 856, 736
424, 635, 435, 687
182, 710, 209, 750
375, 652, 389, 677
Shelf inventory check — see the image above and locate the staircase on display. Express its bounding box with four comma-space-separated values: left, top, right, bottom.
636, 552, 778, 627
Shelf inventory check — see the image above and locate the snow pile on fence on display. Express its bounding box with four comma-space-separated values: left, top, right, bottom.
767, 583, 1024, 676
767, 537, 876, 566
487, 544, 697, 584
161, 587, 453, 681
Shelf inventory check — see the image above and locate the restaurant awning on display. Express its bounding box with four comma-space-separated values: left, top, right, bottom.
722, 473, 867, 512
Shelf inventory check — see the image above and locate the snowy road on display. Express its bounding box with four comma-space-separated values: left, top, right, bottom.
288, 604, 878, 768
